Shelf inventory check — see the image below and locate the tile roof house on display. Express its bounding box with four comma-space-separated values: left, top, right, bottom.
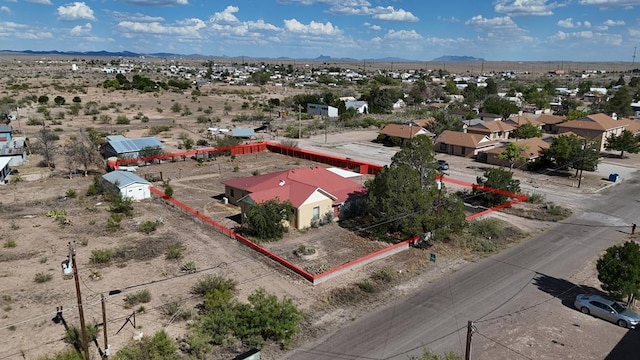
504, 115, 543, 129
536, 114, 566, 133
481, 137, 551, 169
555, 113, 626, 151
378, 124, 435, 141
434, 130, 499, 157
466, 120, 516, 140
222, 166, 366, 230
102, 135, 164, 159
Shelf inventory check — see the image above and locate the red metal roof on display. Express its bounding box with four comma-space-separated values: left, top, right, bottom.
222, 166, 366, 207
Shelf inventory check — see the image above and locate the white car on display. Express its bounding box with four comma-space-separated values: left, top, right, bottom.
574, 294, 640, 329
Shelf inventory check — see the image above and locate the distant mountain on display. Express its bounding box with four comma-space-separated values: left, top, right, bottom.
432, 55, 486, 62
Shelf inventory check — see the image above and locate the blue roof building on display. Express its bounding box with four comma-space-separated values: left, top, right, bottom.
102, 135, 164, 159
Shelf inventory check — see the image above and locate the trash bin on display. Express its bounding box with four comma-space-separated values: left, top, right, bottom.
608, 173, 620, 182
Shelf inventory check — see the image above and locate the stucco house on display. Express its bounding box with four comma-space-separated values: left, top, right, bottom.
345, 101, 369, 114
481, 137, 551, 168
536, 114, 566, 133
555, 113, 626, 151
434, 130, 499, 157
466, 120, 516, 141
504, 115, 543, 130
222, 166, 366, 230
102, 170, 152, 201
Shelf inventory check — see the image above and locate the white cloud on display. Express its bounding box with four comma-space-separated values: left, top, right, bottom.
57, 2, 96, 21
603, 19, 625, 26
1, 6, 11, 14
16, 31, 54, 39
118, 18, 206, 37
494, 0, 563, 16
283, 19, 341, 35
70, 23, 92, 36
108, 11, 165, 22
465, 15, 519, 30
437, 16, 460, 23
579, 0, 640, 6
118, 0, 188, 5
25, 0, 53, 4
373, 7, 419, 22
557, 18, 582, 28
210, 6, 240, 23
363, 22, 381, 31
549, 30, 623, 46
583, 21, 592, 28
384, 29, 423, 40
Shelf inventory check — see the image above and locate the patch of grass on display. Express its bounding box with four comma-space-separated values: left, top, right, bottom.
34, 272, 53, 283
9, 221, 19, 230
526, 192, 544, 203
138, 220, 159, 234
371, 267, 395, 283
124, 289, 151, 308
65, 189, 77, 198
160, 300, 192, 321
90, 248, 113, 265
3, 239, 16, 248
357, 280, 377, 293
40, 257, 48, 264
469, 218, 503, 239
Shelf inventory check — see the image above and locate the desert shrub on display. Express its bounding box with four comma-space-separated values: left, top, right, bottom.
38, 347, 84, 360
160, 300, 192, 321
526, 192, 544, 204
473, 238, 498, 253
65, 189, 77, 198
116, 115, 130, 124
64, 324, 98, 350
196, 115, 209, 123
196, 139, 208, 146
371, 267, 395, 283
34, 272, 53, 283
164, 185, 173, 197
165, 242, 185, 260
112, 330, 179, 360
3, 239, 16, 248
468, 218, 503, 239
191, 275, 237, 297
139, 220, 158, 234
357, 280, 377, 293
27, 117, 44, 126
90, 248, 113, 264
109, 195, 133, 216
170, 102, 182, 113
124, 289, 151, 308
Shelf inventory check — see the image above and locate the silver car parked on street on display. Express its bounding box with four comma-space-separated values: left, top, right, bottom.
574, 294, 640, 329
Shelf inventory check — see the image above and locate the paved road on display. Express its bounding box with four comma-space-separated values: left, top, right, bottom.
285, 132, 640, 360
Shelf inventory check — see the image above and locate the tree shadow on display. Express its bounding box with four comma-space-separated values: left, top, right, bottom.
533, 273, 605, 309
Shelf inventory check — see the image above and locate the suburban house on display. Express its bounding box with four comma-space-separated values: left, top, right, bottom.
0, 157, 11, 184
345, 100, 369, 114
221, 166, 366, 230
466, 120, 516, 141
0, 125, 27, 166
102, 170, 152, 201
504, 115, 543, 130
481, 137, 551, 168
434, 130, 499, 157
536, 114, 566, 133
378, 124, 434, 141
555, 113, 626, 151
478, 112, 502, 121
101, 135, 164, 159
307, 103, 338, 118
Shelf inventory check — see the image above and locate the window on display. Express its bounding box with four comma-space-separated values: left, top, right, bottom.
312, 206, 320, 220
230, 189, 235, 197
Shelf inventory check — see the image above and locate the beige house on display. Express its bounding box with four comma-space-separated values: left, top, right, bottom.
221, 166, 366, 230
434, 130, 499, 157
555, 113, 626, 151
466, 120, 516, 140
504, 115, 543, 130
482, 137, 551, 169
378, 123, 435, 140
536, 114, 566, 133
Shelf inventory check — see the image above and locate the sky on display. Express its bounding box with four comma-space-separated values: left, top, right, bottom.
0, 0, 639, 62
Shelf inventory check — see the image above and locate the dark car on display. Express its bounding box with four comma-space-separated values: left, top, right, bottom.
574, 294, 640, 328
437, 160, 449, 171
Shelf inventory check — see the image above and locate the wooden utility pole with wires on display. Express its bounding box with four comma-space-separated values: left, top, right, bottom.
69, 241, 91, 360
101, 294, 110, 358
465, 320, 474, 360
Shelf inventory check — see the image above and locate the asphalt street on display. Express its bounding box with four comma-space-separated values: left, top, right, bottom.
284, 132, 640, 360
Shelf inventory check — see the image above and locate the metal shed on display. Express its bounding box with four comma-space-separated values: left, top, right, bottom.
102, 170, 151, 201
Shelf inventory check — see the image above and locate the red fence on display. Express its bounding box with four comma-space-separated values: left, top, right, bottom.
128, 142, 526, 284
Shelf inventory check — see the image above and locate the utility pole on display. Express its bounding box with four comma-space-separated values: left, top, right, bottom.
298, 104, 302, 140
578, 139, 587, 189
70, 242, 91, 360
101, 294, 110, 358
465, 320, 474, 360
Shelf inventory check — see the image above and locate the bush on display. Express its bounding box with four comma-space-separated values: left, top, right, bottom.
34, 272, 53, 283
357, 280, 377, 293
139, 220, 158, 234
65, 189, 77, 198
3, 239, 16, 248
526, 192, 544, 204
165, 242, 185, 260
116, 115, 130, 124
64, 324, 97, 350
106, 213, 124, 232
124, 289, 151, 308
90, 248, 113, 264
191, 275, 237, 297
164, 185, 173, 197
468, 218, 503, 239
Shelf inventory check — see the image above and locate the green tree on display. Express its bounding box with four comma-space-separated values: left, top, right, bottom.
475, 167, 521, 206
485, 78, 498, 95
54, 96, 66, 106
605, 86, 633, 117
606, 130, 640, 158
597, 241, 640, 305
497, 142, 527, 171
482, 95, 519, 120
542, 134, 583, 170
362, 84, 400, 114
566, 109, 588, 120
245, 199, 295, 240
178, 132, 194, 150
38, 95, 49, 104
512, 123, 543, 139
426, 111, 464, 136
72, 96, 82, 103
